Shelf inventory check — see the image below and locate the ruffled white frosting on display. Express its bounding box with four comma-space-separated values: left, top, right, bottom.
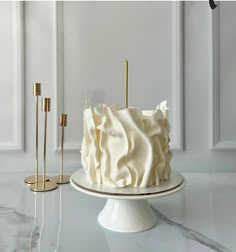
81, 101, 172, 188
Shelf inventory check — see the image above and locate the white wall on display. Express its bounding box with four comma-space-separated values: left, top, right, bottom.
0, 1, 235, 173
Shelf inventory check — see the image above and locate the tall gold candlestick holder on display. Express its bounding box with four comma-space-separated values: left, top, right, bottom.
30, 98, 57, 192
51, 113, 70, 184
25, 83, 50, 184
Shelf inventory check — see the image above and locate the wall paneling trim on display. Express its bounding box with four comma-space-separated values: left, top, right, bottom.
210, 3, 236, 150
0, 2, 24, 151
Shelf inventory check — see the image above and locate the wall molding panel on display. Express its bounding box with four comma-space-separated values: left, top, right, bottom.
170, 1, 184, 151
210, 4, 236, 150
0, 2, 24, 151
210, 5, 221, 150
55, 1, 64, 151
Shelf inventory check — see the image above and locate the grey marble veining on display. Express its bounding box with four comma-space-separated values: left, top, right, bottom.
0, 172, 235, 252
0, 205, 232, 252
0, 207, 39, 252
152, 207, 232, 252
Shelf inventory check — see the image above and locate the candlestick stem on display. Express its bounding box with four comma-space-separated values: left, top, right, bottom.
60, 125, 64, 183
43, 110, 47, 190
35, 96, 39, 184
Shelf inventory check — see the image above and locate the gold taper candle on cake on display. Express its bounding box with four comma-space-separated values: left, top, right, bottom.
30, 98, 57, 192
51, 113, 70, 184
125, 59, 128, 108
24, 83, 50, 184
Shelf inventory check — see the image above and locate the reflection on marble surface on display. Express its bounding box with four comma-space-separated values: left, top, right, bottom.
0, 173, 235, 252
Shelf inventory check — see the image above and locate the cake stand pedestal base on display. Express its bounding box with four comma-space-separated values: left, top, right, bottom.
70, 169, 186, 233
98, 199, 157, 233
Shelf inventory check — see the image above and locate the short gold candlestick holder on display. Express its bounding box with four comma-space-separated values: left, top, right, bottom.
30, 98, 57, 192
25, 83, 50, 184
51, 113, 70, 184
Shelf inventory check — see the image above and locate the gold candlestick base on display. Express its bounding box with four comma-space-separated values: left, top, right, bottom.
30, 181, 58, 192
24, 175, 50, 184
50, 175, 70, 184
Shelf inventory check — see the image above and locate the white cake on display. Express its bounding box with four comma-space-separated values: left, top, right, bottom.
81, 101, 172, 188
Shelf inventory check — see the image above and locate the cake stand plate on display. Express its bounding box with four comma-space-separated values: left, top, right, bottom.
70, 169, 186, 233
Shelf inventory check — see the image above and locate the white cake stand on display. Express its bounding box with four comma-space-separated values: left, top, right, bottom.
70, 169, 186, 233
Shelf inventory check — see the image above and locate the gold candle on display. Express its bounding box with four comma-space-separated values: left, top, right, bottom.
42, 97, 51, 113
125, 59, 128, 108
33, 82, 41, 96
60, 113, 67, 127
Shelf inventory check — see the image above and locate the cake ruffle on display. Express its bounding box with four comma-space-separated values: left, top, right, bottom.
81, 101, 172, 188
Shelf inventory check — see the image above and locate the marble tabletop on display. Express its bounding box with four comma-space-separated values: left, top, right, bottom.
0, 172, 235, 252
